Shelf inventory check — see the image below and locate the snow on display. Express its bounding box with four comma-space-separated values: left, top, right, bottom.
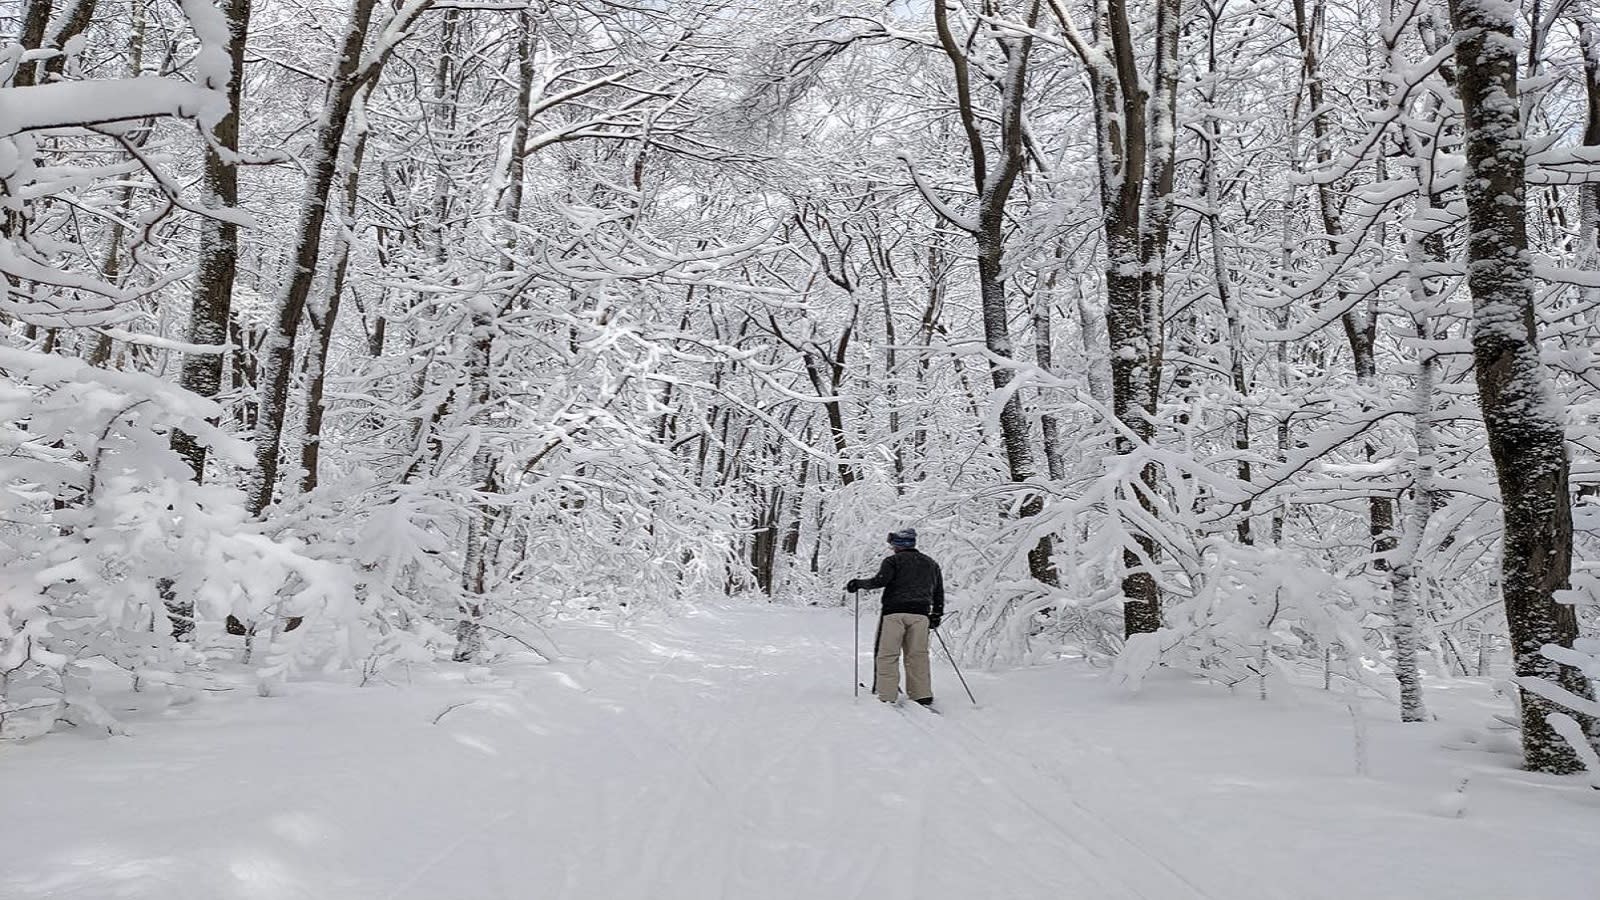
3, 604, 1597, 900
0, 77, 223, 136
176, 0, 233, 97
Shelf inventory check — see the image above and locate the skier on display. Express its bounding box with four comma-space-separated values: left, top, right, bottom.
846, 528, 945, 706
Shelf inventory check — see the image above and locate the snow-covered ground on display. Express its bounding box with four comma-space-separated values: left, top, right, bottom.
4, 604, 1597, 900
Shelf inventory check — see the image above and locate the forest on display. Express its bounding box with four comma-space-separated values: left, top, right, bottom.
2, 0, 1599, 803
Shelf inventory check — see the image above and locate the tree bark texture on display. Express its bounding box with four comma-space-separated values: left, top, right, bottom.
1449, 0, 1595, 773
1099, 0, 1165, 636
173, 0, 250, 482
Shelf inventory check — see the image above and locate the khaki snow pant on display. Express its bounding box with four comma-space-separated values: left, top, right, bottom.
875, 613, 932, 703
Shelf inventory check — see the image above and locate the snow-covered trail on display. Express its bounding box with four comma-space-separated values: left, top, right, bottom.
4, 604, 1597, 900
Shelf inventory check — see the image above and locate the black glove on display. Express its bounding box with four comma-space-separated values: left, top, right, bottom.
845, 579, 861, 592
928, 614, 941, 630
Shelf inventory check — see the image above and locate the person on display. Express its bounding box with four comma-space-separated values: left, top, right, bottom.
846, 528, 945, 706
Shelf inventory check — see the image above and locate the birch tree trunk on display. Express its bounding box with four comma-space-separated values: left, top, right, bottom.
1448, 0, 1595, 773
1380, 10, 1460, 723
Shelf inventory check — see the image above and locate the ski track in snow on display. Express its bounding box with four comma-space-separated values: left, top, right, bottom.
3, 603, 1599, 900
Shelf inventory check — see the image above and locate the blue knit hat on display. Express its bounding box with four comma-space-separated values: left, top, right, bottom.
887, 528, 917, 549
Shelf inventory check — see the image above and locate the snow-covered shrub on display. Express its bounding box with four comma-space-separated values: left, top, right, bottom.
0, 348, 345, 736
1113, 539, 1375, 694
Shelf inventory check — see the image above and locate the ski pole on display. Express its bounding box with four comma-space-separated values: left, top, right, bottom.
852, 588, 860, 699
934, 629, 977, 706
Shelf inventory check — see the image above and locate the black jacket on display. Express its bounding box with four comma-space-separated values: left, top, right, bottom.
859, 549, 945, 618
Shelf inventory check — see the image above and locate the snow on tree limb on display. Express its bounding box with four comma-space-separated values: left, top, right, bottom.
0, 77, 222, 136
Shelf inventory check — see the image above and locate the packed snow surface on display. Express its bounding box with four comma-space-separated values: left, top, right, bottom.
4, 603, 1597, 899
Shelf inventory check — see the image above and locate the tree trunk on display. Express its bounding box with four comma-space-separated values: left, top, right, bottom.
453, 450, 492, 661
173, 0, 249, 483
165, 0, 247, 640
1102, 0, 1161, 636
781, 452, 808, 558
1381, 11, 1458, 723
1298, 0, 1398, 573
300, 84, 374, 494
911, 241, 946, 476
930, 0, 1057, 588
0, 0, 50, 250
1132, 0, 1181, 633
819, 346, 856, 487
752, 488, 779, 595
247, 0, 380, 516
1578, 15, 1600, 507
455, 9, 534, 659
41, 0, 98, 79
1035, 258, 1066, 482
10, 0, 52, 89
1449, 0, 1595, 773
1050, 0, 1170, 633
1389, 332, 1435, 723
1200, 6, 1252, 545
877, 266, 905, 490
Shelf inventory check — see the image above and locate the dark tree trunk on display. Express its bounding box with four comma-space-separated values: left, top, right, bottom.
1199, 4, 1252, 545
166, 0, 248, 640
41, 0, 98, 79
929, 0, 1058, 588
0, 0, 49, 247
781, 454, 808, 558
978, 244, 1057, 587
10, 0, 52, 89
751, 488, 779, 595
300, 88, 373, 494
1032, 273, 1065, 482
83, 0, 147, 372
1295, 0, 1398, 577
1578, 12, 1600, 505
877, 267, 905, 490
1100, 0, 1163, 637
248, 0, 433, 516
1449, 0, 1596, 773
248, 0, 380, 516
173, 0, 249, 483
